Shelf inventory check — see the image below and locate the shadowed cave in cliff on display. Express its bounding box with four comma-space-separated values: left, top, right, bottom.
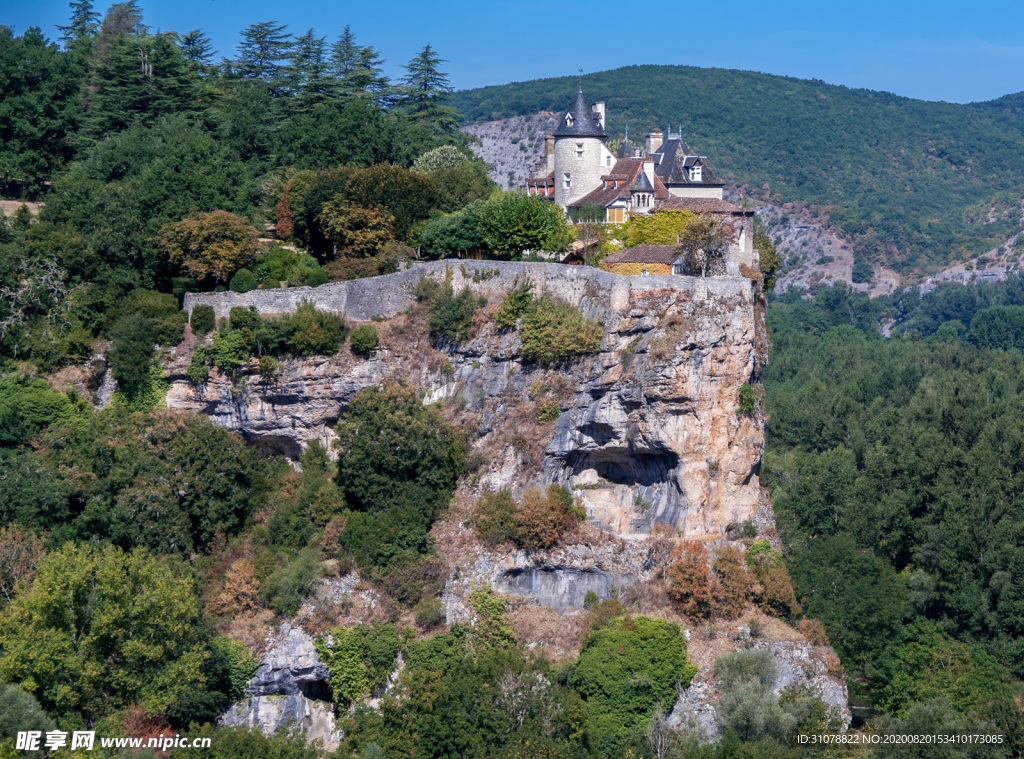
565, 449, 680, 487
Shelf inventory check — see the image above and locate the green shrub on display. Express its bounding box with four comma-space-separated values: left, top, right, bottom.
187, 346, 210, 383
229, 268, 258, 293
109, 313, 155, 394
537, 399, 560, 422
520, 297, 601, 364
429, 288, 485, 344
571, 616, 696, 737
334, 382, 466, 568
415, 276, 443, 304
191, 304, 216, 336
306, 267, 329, 287
289, 300, 346, 356
471, 490, 519, 545
737, 384, 760, 417
118, 290, 187, 346
111, 357, 171, 412
0, 543, 208, 724
350, 324, 379, 356
875, 620, 1013, 717
0, 682, 56, 753
495, 280, 534, 327
229, 305, 263, 334
0, 376, 89, 446
211, 329, 251, 376
868, 698, 1005, 759
315, 623, 401, 707
414, 597, 445, 629
260, 548, 323, 617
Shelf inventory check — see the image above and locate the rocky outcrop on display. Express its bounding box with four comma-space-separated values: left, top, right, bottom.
668, 639, 851, 741
440, 538, 669, 620
171, 261, 764, 541
220, 624, 340, 748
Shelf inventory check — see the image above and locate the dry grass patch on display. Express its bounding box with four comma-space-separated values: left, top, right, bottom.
506, 597, 586, 661
216, 609, 276, 659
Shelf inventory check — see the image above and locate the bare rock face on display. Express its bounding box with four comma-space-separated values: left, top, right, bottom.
220, 624, 340, 748
171, 261, 765, 541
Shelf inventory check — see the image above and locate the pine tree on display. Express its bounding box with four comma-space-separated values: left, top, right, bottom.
178, 29, 216, 74
329, 26, 392, 107
57, 0, 99, 49
286, 29, 333, 112
399, 44, 459, 134
230, 21, 293, 95
93, 0, 146, 58
87, 32, 200, 135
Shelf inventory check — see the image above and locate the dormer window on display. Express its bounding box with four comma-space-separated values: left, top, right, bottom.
565, 113, 574, 126
690, 165, 702, 182
575, 143, 584, 159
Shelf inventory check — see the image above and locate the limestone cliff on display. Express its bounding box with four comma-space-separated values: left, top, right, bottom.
174, 261, 765, 541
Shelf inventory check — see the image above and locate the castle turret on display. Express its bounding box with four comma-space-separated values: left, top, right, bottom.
553, 88, 610, 208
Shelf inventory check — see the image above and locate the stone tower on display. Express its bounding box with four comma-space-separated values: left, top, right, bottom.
552, 88, 611, 208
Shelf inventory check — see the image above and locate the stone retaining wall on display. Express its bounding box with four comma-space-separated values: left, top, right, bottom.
183, 260, 752, 320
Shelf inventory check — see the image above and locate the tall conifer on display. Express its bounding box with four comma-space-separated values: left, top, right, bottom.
230, 21, 293, 95
329, 26, 392, 107
178, 29, 216, 74
399, 45, 459, 134
286, 29, 333, 112
57, 0, 99, 50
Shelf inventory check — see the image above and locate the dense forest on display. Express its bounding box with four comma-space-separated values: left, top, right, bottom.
449, 65, 1024, 278
3, 2, 1024, 757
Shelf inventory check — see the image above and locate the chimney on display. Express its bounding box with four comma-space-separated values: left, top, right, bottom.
643, 156, 655, 186
545, 135, 555, 173
645, 131, 663, 154
591, 102, 606, 129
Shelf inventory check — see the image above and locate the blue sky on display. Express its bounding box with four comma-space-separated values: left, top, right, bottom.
4, 0, 1023, 104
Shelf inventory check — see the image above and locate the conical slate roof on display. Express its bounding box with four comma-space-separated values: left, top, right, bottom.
631, 169, 654, 192
552, 88, 607, 138
617, 137, 633, 158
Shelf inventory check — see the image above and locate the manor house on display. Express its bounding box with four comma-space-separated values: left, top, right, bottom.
525, 87, 757, 270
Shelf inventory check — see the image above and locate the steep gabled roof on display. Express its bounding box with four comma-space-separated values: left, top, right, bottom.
552, 89, 607, 138
650, 138, 724, 187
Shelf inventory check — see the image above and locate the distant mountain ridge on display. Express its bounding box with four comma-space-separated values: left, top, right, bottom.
450, 65, 1024, 279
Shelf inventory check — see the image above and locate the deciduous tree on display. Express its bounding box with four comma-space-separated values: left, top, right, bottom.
158, 210, 260, 285
0, 525, 46, 606
667, 540, 719, 619
317, 200, 395, 258
478, 192, 567, 254
0, 542, 208, 722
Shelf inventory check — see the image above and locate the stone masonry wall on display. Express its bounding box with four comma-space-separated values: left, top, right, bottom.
183, 260, 753, 322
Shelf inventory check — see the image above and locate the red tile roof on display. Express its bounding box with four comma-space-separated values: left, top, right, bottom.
655, 198, 753, 214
